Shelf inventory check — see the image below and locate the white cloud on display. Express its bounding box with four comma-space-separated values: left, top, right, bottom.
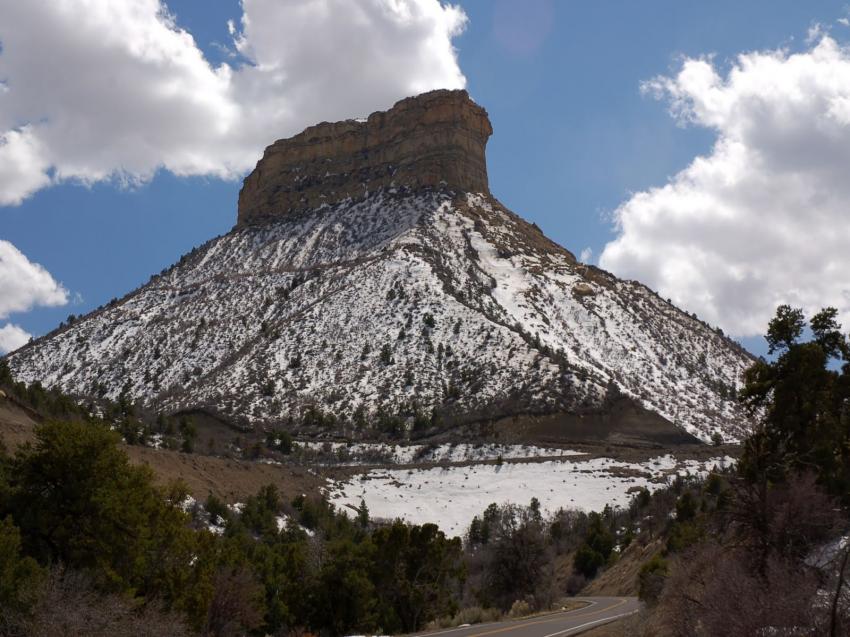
807, 23, 826, 45
0, 0, 467, 205
600, 36, 850, 337
0, 323, 31, 354
0, 240, 68, 318
0, 128, 52, 206
579, 247, 593, 263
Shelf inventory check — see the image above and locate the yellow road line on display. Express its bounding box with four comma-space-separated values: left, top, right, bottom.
542, 609, 638, 637
465, 598, 628, 637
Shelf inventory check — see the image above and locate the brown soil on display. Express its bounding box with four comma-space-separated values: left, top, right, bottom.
173, 407, 258, 455
0, 397, 323, 504
486, 398, 702, 448
126, 446, 323, 503
0, 397, 40, 449
428, 396, 704, 451
583, 539, 665, 597
0, 394, 736, 506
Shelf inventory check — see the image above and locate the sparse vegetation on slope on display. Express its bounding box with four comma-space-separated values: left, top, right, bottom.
600, 306, 850, 636
8, 189, 752, 443
0, 418, 470, 636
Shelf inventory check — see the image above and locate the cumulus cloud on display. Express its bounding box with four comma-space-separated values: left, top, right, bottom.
0, 240, 68, 318
600, 36, 850, 337
0, 239, 67, 353
0, 324, 30, 354
0, 0, 467, 205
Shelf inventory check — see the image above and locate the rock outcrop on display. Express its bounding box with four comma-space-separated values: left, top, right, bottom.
9, 89, 755, 444
237, 89, 492, 226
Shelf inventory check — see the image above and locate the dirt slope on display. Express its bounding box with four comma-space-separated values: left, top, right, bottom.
0, 397, 322, 503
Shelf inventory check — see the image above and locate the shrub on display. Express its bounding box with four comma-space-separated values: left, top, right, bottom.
204, 494, 230, 527
638, 553, 668, 604
433, 606, 502, 629
0, 516, 45, 622
564, 573, 586, 596
508, 599, 532, 618
573, 544, 605, 578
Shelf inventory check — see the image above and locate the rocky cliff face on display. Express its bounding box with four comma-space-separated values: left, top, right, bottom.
8, 91, 754, 444
237, 90, 492, 226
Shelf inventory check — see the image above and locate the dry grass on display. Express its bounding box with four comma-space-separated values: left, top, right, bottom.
0, 397, 40, 449
424, 599, 590, 632
0, 398, 324, 504
127, 445, 324, 503
425, 606, 503, 630
582, 539, 664, 597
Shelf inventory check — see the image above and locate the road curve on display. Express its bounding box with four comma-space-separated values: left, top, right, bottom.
414, 597, 639, 637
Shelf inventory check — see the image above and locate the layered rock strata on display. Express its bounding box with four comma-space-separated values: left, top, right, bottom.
237, 89, 492, 225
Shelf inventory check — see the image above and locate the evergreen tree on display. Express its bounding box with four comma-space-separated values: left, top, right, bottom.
5, 420, 196, 598
356, 499, 370, 529
179, 416, 197, 453
312, 539, 377, 635
0, 516, 44, 622
370, 522, 463, 633
740, 306, 850, 499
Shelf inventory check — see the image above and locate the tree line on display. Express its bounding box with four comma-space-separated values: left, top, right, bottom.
1, 304, 849, 635
630, 305, 850, 635
0, 418, 468, 636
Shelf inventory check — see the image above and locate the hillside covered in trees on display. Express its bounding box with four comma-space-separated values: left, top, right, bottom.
0, 304, 848, 636
621, 305, 850, 635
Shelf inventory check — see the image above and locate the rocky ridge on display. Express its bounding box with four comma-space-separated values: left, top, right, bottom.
238, 89, 491, 226
8, 91, 754, 443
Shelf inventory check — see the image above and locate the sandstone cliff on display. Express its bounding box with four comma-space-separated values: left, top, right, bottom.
237, 89, 492, 226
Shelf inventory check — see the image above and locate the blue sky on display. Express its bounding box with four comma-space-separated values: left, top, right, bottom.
2, 0, 850, 355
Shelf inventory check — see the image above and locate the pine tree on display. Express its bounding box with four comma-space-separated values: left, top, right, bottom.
356, 499, 369, 528
740, 306, 850, 499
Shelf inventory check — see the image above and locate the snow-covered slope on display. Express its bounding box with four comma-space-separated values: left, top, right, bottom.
328, 453, 735, 535
9, 189, 752, 442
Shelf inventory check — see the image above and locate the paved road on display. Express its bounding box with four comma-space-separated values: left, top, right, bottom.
415, 597, 639, 637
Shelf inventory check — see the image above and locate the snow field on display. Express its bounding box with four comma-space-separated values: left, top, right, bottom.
327, 454, 734, 536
